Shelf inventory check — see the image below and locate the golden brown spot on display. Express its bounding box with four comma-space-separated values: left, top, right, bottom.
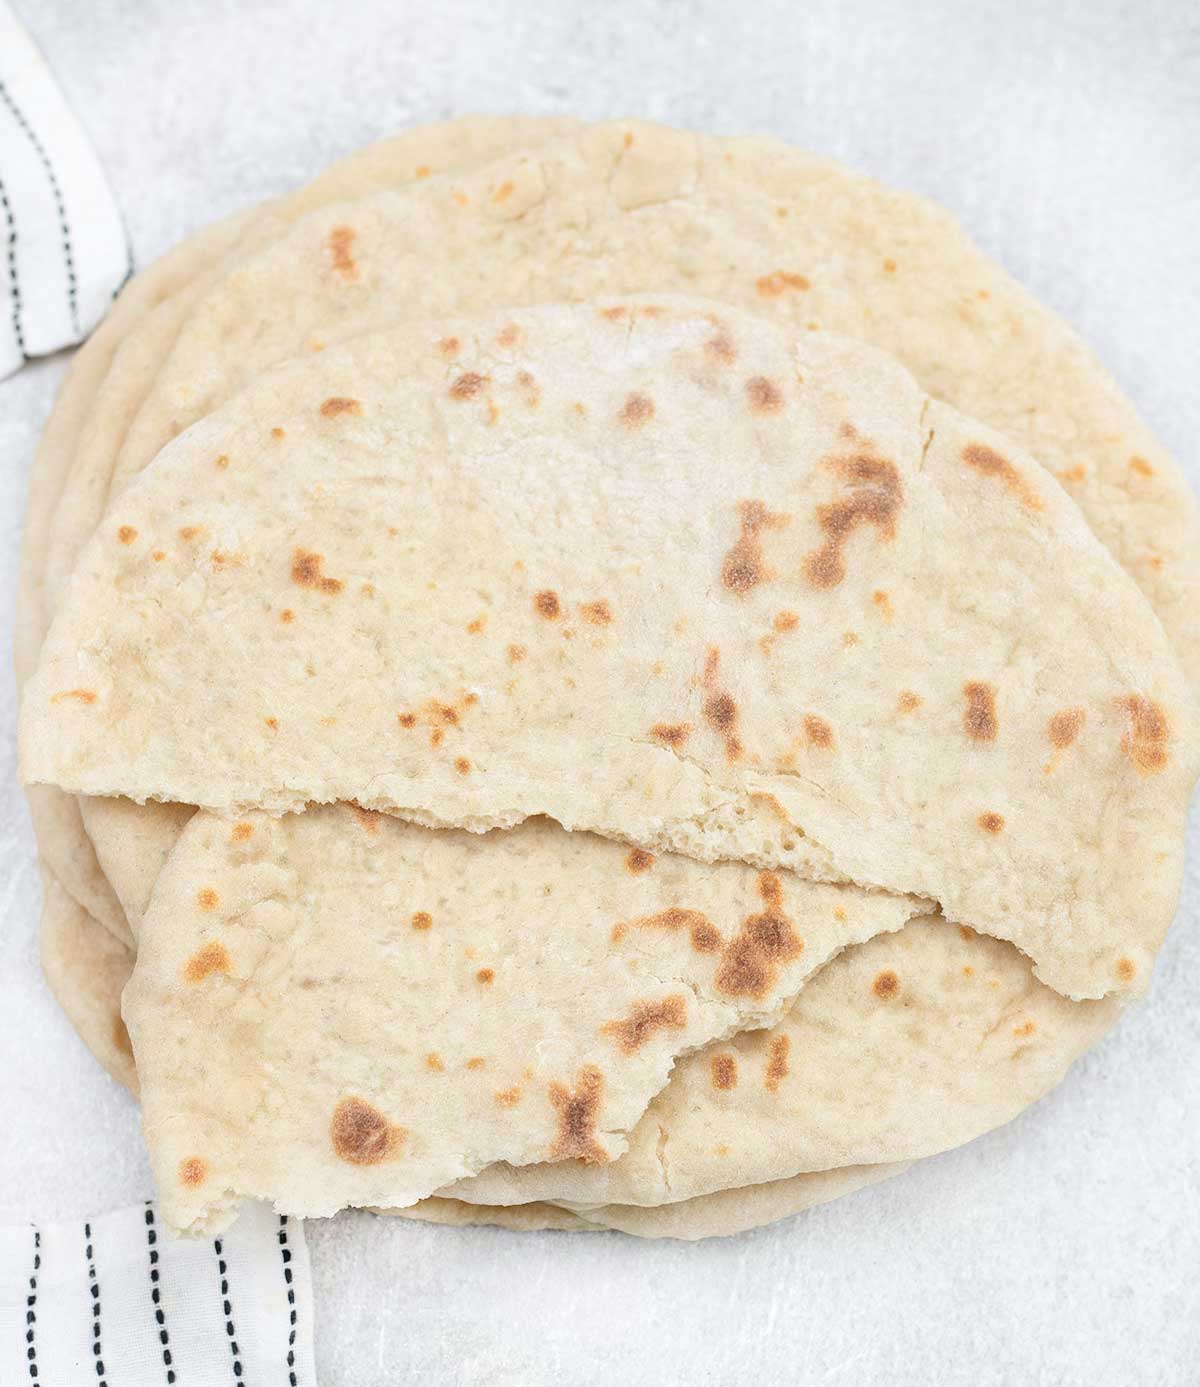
319, 396, 361, 418
280, 608, 295, 624
872, 970, 900, 999
1058, 464, 1087, 484
265, 717, 278, 730
690, 922, 722, 953
548, 1066, 607, 1163
438, 336, 460, 358
618, 392, 655, 428
833, 906, 847, 922
533, 590, 561, 620
958, 925, 974, 942
580, 600, 613, 626
1048, 707, 1086, 750
214, 454, 229, 471
476, 968, 495, 985
117, 524, 138, 545
50, 688, 97, 704
411, 912, 432, 931
179, 1157, 209, 1188
650, 721, 692, 748
963, 682, 998, 742
872, 589, 893, 619
465, 1056, 486, 1070
625, 848, 655, 874
1115, 957, 1137, 983
773, 611, 799, 632
452, 191, 469, 208
842, 631, 859, 648
803, 453, 904, 589
231, 822, 253, 842
721, 499, 790, 595
271, 427, 286, 440
397, 713, 417, 729
705, 327, 737, 364
700, 646, 743, 761
1013, 1020, 1037, 1038
600, 305, 627, 321
415, 164, 431, 179
764, 1035, 790, 1093
360, 583, 375, 598
152, 550, 165, 561
710, 1053, 738, 1091
327, 225, 358, 280
113, 1016, 133, 1059
183, 941, 230, 983
197, 888, 219, 911
602, 995, 688, 1054
291, 548, 344, 595
977, 811, 1005, 834
430, 729, 444, 748
179, 525, 200, 541
756, 270, 811, 297
495, 1086, 522, 1108
449, 371, 488, 400
507, 643, 527, 663
351, 806, 382, 834
425, 1053, 444, 1072
1129, 455, 1154, 477
882, 257, 897, 274
963, 442, 1044, 512
897, 690, 921, 713
492, 179, 514, 204
1116, 694, 1170, 773
495, 323, 521, 348
962, 965, 974, 977
715, 873, 803, 999
454, 757, 471, 775
745, 376, 784, 413
486, 400, 500, 427
331, 1097, 404, 1165
804, 714, 834, 748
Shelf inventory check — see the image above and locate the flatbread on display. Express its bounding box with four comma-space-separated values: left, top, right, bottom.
25, 300, 1197, 1002
123, 803, 921, 1233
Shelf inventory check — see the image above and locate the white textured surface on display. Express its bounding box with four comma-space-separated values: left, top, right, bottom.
1, 0, 1197, 1382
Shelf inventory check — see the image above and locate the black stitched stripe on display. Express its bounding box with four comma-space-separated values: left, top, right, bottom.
214, 1238, 245, 1383
0, 77, 79, 334
25, 1228, 39, 1382
278, 1216, 298, 1386
144, 1204, 176, 1385
0, 172, 25, 360
84, 1222, 108, 1386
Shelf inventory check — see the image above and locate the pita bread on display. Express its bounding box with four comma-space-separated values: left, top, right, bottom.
25, 301, 1197, 1002
123, 803, 921, 1233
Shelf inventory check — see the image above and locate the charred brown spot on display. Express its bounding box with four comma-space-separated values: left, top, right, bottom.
804, 714, 834, 749
526, 590, 561, 622
580, 600, 613, 626
700, 646, 743, 760
351, 806, 382, 834
1048, 707, 1086, 749
476, 968, 495, 985
691, 922, 722, 953
710, 1053, 738, 1090
231, 822, 253, 842
602, 995, 688, 1054
625, 848, 655, 874
803, 453, 903, 588
872, 970, 900, 999
704, 692, 737, 733
50, 688, 97, 704
117, 525, 138, 544
963, 682, 998, 742
1117, 694, 1170, 773
756, 270, 811, 297
319, 396, 361, 418
721, 499, 790, 595
745, 376, 784, 413
292, 548, 344, 594
1129, 455, 1155, 477
197, 888, 219, 911
650, 721, 692, 748
715, 873, 803, 999
548, 1066, 607, 1162
327, 225, 358, 280
1115, 956, 1137, 982
397, 713, 417, 729
963, 442, 1044, 512
183, 941, 230, 983
618, 392, 655, 428
179, 1157, 209, 1187
977, 811, 1005, 833
331, 1097, 404, 1165
449, 371, 489, 400
764, 1035, 790, 1092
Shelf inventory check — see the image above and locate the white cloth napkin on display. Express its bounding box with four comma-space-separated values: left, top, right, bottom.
0, 1201, 316, 1385
0, 1, 129, 379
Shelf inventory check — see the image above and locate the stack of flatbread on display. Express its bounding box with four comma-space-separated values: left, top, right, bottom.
17, 118, 1200, 1240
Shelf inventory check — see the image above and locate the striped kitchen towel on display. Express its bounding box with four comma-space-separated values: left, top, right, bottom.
0, 1, 129, 379
0, 1201, 316, 1385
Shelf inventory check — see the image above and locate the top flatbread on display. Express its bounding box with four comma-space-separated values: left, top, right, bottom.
22, 299, 1198, 1001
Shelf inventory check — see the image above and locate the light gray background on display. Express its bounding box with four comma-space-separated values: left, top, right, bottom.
2, 1, 1198, 1383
